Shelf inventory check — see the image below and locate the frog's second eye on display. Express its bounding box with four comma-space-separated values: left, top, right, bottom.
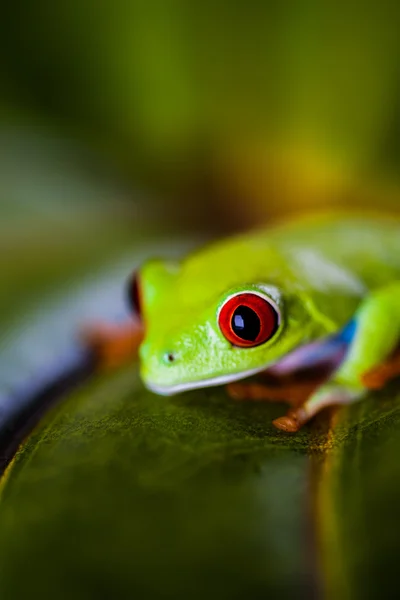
127, 270, 142, 319
218, 292, 279, 347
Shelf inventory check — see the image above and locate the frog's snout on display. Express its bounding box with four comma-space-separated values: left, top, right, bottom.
140, 341, 178, 365
139, 345, 184, 395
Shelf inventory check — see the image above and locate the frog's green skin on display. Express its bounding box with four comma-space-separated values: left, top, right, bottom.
137, 213, 400, 424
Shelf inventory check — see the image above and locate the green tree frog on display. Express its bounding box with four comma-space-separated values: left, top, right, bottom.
86, 213, 400, 432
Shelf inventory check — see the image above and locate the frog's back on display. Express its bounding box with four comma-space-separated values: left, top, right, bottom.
177, 212, 399, 320
265, 212, 400, 288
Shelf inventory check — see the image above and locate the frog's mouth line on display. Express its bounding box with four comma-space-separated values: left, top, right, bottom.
144, 330, 351, 397
144, 365, 269, 396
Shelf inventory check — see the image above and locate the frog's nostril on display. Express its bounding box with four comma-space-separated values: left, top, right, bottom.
164, 352, 176, 364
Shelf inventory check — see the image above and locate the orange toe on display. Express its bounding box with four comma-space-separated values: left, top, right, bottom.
272, 415, 300, 433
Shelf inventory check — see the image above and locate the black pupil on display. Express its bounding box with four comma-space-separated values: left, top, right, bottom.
232, 306, 261, 341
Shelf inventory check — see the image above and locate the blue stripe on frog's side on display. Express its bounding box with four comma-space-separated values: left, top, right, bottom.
303, 319, 357, 365
335, 319, 357, 345
269, 319, 357, 375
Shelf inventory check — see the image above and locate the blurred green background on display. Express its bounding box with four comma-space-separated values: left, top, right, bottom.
1, 1, 400, 229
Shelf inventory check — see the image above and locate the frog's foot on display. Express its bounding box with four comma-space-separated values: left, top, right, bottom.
272, 383, 363, 433
272, 408, 308, 433
80, 318, 144, 369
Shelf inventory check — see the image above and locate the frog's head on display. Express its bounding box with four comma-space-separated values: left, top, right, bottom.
130, 237, 317, 395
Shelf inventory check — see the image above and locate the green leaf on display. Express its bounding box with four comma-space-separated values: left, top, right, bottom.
315, 386, 400, 600
4, 352, 400, 599
0, 368, 320, 599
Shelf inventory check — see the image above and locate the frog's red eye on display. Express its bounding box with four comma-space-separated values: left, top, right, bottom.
218, 292, 279, 347
127, 270, 142, 319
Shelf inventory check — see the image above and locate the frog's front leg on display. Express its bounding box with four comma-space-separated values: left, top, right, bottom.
81, 318, 144, 369
275, 282, 400, 432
